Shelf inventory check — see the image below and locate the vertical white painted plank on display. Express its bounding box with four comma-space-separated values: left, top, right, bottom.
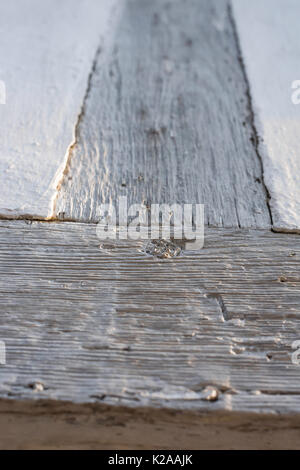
232, 0, 300, 231
0, 0, 120, 219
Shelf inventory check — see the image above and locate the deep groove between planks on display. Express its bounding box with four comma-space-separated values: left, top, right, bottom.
228, 2, 274, 227
51, 45, 103, 220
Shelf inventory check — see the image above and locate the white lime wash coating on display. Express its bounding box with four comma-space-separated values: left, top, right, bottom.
232, 0, 300, 232
0, 0, 120, 219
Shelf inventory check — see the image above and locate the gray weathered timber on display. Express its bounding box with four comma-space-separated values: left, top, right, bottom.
1, 220, 300, 413
55, 0, 271, 228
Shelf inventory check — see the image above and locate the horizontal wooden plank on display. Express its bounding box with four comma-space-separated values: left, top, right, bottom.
0, 0, 120, 219
1, 220, 300, 414
55, 0, 271, 229
232, 0, 300, 232
1, 399, 300, 449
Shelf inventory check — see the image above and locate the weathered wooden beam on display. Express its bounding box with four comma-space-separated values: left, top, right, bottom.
1, 220, 300, 414
55, 0, 271, 228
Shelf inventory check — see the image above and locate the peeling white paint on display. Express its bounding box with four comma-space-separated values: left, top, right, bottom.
232, 0, 300, 231
0, 0, 120, 219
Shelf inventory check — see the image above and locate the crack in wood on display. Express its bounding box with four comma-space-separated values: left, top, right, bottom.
51, 44, 103, 219
206, 293, 231, 321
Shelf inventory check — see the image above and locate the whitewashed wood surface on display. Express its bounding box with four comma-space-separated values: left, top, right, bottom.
1, 220, 300, 414
232, 0, 300, 232
0, 0, 120, 219
55, 0, 271, 228
0, 0, 300, 441
1, 0, 299, 233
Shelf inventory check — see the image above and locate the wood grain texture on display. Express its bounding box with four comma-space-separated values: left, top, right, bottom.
2, 400, 300, 449
55, 0, 271, 229
232, 0, 300, 232
0, 0, 120, 219
1, 220, 300, 413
